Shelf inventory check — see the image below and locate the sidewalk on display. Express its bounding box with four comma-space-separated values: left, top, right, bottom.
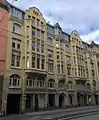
25, 106, 99, 117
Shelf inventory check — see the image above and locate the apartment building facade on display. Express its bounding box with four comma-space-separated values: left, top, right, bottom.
0, 1, 99, 115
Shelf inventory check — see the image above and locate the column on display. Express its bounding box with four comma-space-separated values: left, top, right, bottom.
55, 93, 59, 107
21, 94, 26, 113
86, 95, 89, 105
45, 93, 48, 108
31, 94, 35, 108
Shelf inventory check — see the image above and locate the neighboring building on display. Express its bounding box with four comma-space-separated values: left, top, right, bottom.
1, 2, 99, 115
0, 0, 9, 114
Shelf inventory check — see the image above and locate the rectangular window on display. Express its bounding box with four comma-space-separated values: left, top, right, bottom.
61, 64, 64, 73
37, 39, 40, 52
37, 54, 40, 69
48, 60, 53, 72
41, 31, 44, 39
12, 42, 15, 48
57, 64, 60, 73
32, 41, 35, 51
36, 29, 40, 37
67, 66, 71, 75
27, 40, 29, 50
48, 37, 53, 46
11, 54, 15, 66
48, 50, 53, 58
26, 56, 29, 68
32, 17, 35, 25
41, 55, 45, 69
16, 55, 20, 67
32, 53, 35, 68
66, 55, 70, 64
66, 45, 69, 52
37, 19, 40, 27
32, 27, 35, 36
17, 43, 20, 49
27, 26, 29, 37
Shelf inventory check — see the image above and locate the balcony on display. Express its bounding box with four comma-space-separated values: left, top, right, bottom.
76, 86, 92, 94
26, 79, 45, 89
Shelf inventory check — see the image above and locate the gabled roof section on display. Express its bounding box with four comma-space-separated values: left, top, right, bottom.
54, 22, 61, 29
71, 30, 80, 37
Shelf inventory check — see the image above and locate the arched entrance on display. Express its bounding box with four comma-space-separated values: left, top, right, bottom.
59, 94, 65, 108
7, 74, 21, 114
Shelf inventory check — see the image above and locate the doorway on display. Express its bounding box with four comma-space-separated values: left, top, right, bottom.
59, 94, 65, 108
7, 94, 21, 114
48, 94, 55, 107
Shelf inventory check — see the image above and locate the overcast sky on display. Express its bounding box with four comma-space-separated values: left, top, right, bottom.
8, 0, 99, 44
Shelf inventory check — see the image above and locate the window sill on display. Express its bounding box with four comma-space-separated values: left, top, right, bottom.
12, 32, 22, 36
11, 66, 21, 70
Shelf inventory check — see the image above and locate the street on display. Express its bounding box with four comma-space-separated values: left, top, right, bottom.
0, 106, 99, 120
71, 114, 99, 120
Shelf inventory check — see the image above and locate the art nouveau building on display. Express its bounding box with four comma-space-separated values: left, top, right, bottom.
1, 1, 99, 115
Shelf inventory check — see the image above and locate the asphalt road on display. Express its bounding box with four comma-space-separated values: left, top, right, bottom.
70, 113, 99, 120
1, 106, 99, 120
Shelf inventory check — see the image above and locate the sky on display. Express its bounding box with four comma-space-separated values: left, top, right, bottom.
8, 0, 99, 44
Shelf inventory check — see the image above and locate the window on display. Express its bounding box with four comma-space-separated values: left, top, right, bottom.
61, 64, 64, 73
11, 54, 15, 66
37, 39, 40, 52
17, 43, 20, 49
37, 19, 40, 27
67, 66, 71, 75
41, 55, 45, 69
66, 45, 69, 52
48, 50, 53, 58
56, 43, 59, 48
37, 54, 40, 69
36, 29, 40, 37
75, 68, 77, 76
16, 55, 20, 67
11, 54, 21, 67
48, 37, 53, 46
12, 42, 15, 48
48, 80, 55, 88
26, 40, 29, 50
32, 17, 35, 25
13, 23, 21, 34
32, 27, 35, 36
48, 60, 53, 72
41, 31, 44, 39
32, 53, 35, 68
27, 26, 29, 37
66, 56, 70, 64
12, 38, 21, 50
12, 8, 23, 20
32, 41, 35, 51
68, 81, 73, 89
41, 22, 44, 29
72, 46, 75, 52
9, 74, 20, 86
57, 55, 59, 59
74, 56, 76, 64
57, 64, 60, 73
26, 56, 29, 68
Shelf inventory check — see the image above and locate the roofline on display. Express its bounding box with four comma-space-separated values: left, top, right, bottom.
9, 2, 25, 13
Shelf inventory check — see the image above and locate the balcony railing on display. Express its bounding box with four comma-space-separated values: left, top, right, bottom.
26, 79, 45, 88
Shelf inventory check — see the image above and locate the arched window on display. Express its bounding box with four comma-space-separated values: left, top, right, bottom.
48, 79, 55, 88
59, 80, 65, 88
13, 23, 21, 34
68, 81, 73, 89
9, 74, 20, 86
87, 83, 91, 89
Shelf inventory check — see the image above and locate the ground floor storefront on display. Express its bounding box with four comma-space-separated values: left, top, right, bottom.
1, 92, 99, 115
